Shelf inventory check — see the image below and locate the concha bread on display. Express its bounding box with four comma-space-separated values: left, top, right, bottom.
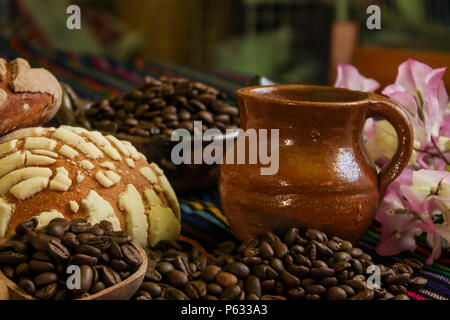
0, 125, 181, 247
0, 58, 62, 136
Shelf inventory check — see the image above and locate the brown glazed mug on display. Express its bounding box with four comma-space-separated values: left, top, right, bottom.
219, 85, 414, 243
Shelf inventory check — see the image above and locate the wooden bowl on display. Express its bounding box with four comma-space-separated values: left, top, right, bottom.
0, 241, 147, 300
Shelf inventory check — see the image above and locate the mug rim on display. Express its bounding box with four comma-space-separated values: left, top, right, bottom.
236, 85, 371, 107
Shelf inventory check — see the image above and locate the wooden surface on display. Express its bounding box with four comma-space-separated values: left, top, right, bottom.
353, 46, 450, 90
0, 241, 147, 300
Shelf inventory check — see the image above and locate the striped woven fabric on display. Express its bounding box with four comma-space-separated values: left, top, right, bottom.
0, 36, 448, 300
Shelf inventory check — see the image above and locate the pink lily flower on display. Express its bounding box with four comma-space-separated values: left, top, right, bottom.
334, 64, 380, 92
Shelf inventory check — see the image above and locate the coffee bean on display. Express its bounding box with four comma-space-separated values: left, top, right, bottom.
335, 251, 351, 262
402, 258, 423, 271
72, 254, 98, 266
185, 280, 207, 299
327, 286, 347, 300
220, 284, 241, 300
201, 265, 221, 282
409, 277, 427, 290
29, 259, 55, 273
166, 270, 188, 288
156, 261, 174, 274
310, 267, 335, 279
62, 232, 79, 249
350, 247, 363, 258
111, 259, 128, 272
0, 240, 29, 254
16, 263, 30, 277
34, 272, 58, 286
2, 265, 15, 279
99, 266, 119, 287
350, 289, 375, 300
393, 293, 410, 300
35, 283, 58, 300
15, 218, 38, 235
76, 244, 102, 258
70, 219, 91, 233
305, 284, 326, 295
216, 272, 238, 287
280, 270, 300, 288
18, 278, 36, 295
91, 282, 106, 294
224, 262, 250, 278
0, 251, 28, 265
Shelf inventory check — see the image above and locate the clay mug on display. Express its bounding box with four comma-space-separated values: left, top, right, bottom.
219, 85, 414, 243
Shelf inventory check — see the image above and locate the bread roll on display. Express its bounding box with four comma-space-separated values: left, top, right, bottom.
0, 126, 181, 247
0, 58, 62, 136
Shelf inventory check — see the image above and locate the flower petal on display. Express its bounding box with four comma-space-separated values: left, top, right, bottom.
334, 64, 380, 92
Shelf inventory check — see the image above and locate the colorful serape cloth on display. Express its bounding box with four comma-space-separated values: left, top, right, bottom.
0, 36, 448, 300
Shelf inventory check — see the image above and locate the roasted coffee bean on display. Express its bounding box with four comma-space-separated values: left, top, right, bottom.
0, 251, 28, 265
15, 263, 30, 277
350, 289, 375, 300
201, 265, 221, 282
272, 242, 288, 258
19, 278, 36, 295
335, 251, 352, 262
91, 282, 106, 294
287, 264, 310, 278
0, 240, 29, 254
35, 283, 58, 300
99, 220, 115, 232
224, 262, 250, 278
47, 240, 70, 261
327, 286, 347, 300
310, 267, 335, 279
393, 293, 410, 300
280, 270, 300, 288
121, 244, 142, 267
305, 284, 326, 295
72, 254, 98, 266
185, 280, 207, 299
76, 244, 102, 258
100, 266, 120, 287
82, 235, 112, 251
409, 277, 427, 290
321, 277, 338, 287
402, 257, 424, 271
141, 282, 162, 297
46, 219, 69, 238
2, 265, 15, 279
269, 258, 285, 273
163, 287, 189, 300
34, 272, 58, 286
166, 270, 188, 288
216, 272, 238, 287
346, 279, 366, 292
29, 259, 55, 273
207, 282, 223, 296
15, 218, 38, 235
145, 267, 162, 282
53, 289, 70, 300
221, 284, 241, 300
393, 262, 414, 274
62, 232, 79, 249
70, 219, 92, 233
244, 275, 261, 297
111, 259, 128, 272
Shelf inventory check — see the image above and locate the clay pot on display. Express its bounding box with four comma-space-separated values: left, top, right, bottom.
219, 85, 413, 243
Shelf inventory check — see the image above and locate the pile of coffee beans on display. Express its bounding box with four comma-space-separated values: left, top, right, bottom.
133, 227, 427, 300
78, 76, 240, 138
0, 218, 142, 300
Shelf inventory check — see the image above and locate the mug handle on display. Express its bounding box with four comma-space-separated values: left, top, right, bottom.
365, 93, 414, 194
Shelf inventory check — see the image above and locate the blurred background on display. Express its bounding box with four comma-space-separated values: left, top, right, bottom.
0, 0, 449, 87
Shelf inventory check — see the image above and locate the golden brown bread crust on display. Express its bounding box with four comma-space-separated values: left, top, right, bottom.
0, 58, 62, 137
0, 126, 180, 247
